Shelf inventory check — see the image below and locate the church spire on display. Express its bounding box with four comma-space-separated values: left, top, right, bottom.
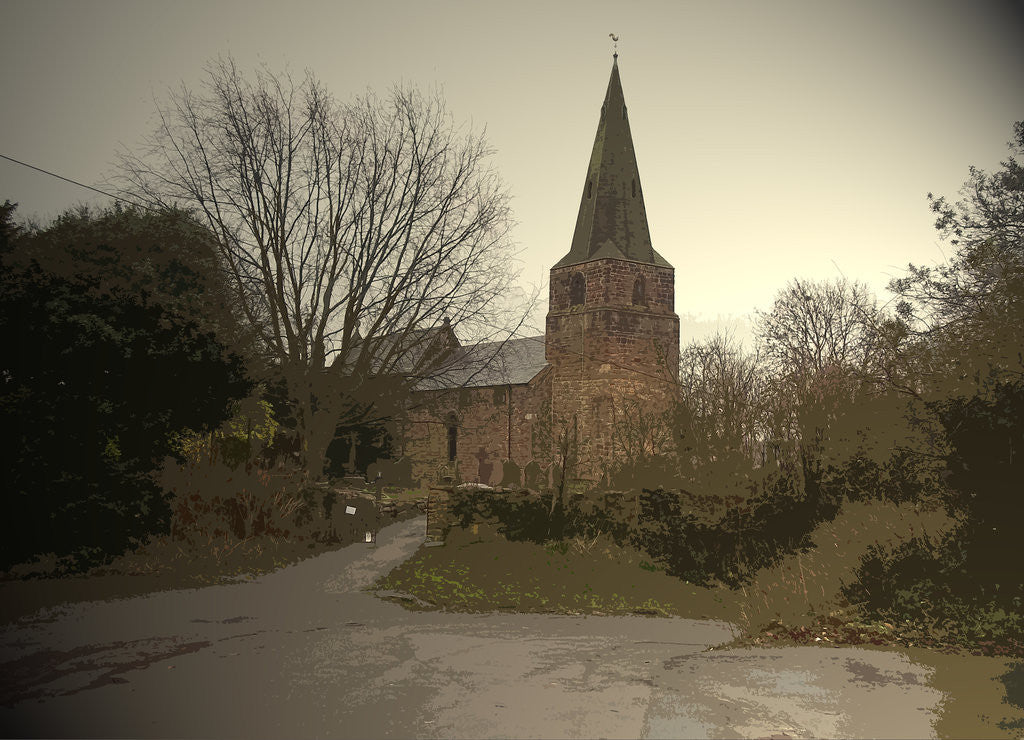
554, 54, 670, 269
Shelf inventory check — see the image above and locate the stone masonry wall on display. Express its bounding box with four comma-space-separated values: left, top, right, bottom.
398, 256, 679, 486
403, 369, 553, 486
549, 259, 674, 314
546, 258, 680, 480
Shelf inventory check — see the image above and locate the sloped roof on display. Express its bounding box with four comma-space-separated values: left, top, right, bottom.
414, 335, 548, 391
331, 323, 457, 377
553, 56, 671, 270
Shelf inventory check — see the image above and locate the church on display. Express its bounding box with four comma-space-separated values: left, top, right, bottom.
400, 55, 681, 486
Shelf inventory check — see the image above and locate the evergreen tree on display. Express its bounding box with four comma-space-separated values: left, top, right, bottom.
0, 203, 252, 571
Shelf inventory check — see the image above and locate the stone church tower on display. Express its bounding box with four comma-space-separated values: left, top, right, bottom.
545, 54, 680, 478
400, 54, 679, 487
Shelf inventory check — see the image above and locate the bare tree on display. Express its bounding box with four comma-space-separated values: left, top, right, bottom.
549, 414, 581, 537
115, 57, 524, 478
752, 277, 891, 472
676, 331, 765, 465
756, 277, 882, 393
608, 399, 676, 489
611, 399, 674, 465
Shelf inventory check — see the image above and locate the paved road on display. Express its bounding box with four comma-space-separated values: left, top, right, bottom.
1, 516, 945, 739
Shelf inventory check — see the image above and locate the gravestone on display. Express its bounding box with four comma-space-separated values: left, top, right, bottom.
523, 460, 543, 491
501, 459, 522, 488
474, 446, 495, 486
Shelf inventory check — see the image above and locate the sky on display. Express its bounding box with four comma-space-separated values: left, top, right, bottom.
2, 0, 1023, 346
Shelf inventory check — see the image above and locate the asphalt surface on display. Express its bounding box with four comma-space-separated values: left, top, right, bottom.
1, 516, 945, 738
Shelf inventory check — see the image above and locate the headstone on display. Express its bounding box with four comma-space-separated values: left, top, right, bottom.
523, 460, 543, 491
501, 459, 523, 488
474, 446, 494, 485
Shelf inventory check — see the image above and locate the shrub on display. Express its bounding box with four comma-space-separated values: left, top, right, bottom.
448, 455, 846, 590
449, 487, 553, 542
622, 458, 842, 587
161, 459, 330, 545
0, 204, 251, 572
843, 534, 1024, 652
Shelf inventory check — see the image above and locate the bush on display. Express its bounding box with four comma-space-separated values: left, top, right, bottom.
930, 376, 1024, 589
449, 487, 553, 542
844, 534, 1024, 652
161, 459, 331, 544
449, 456, 846, 589
613, 457, 842, 586
0, 204, 251, 572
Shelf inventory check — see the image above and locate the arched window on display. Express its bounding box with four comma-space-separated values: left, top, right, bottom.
569, 272, 585, 306
446, 413, 458, 462
632, 275, 647, 306
631, 179, 637, 198
586, 180, 593, 199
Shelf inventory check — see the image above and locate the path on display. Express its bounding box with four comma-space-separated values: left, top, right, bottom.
1, 516, 945, 738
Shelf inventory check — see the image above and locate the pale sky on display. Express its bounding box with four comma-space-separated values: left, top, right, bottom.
2, 0, 1022, 344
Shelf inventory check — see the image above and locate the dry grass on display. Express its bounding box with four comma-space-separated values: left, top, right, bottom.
377, 520, 743, 620
734, 498, 959, 633
95, 530, 323, 583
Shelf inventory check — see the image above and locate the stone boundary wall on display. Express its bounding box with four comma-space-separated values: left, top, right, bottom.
331, 487, 455, 543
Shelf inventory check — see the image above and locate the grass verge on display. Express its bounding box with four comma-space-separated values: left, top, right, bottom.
376, 520, 743, 621
373, 504, 1024, 738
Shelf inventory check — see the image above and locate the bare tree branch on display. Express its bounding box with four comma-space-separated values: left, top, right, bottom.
112, 57, 526, 477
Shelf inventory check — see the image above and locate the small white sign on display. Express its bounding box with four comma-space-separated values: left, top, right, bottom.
345, 505, 357, 515
364, 531, 374, 542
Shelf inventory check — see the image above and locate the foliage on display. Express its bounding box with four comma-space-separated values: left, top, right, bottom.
160, 459, 333, 543
927, 376, 1024, 589
0, 203, 252, 571
892, 123, 1024, 339
814, 390, 949, 506
888, 123, 1024, 396
630, 460, 843, 587
450, 488, 554, 542
843, 536, 1024, 653
825, 121, 1024, 651
172, 392, 280, 470
452, 459, 842, 590
881, 121, 1024, 604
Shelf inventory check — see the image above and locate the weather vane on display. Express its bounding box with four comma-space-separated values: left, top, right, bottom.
609, 33, 619, 57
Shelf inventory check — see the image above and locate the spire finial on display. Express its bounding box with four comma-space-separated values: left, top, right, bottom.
609, 33, 619, 58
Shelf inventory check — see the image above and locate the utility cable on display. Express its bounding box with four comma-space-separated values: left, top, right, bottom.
0, 153, 160, 214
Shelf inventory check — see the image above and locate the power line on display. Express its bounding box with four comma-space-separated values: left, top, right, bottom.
0, 153, 160, 214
